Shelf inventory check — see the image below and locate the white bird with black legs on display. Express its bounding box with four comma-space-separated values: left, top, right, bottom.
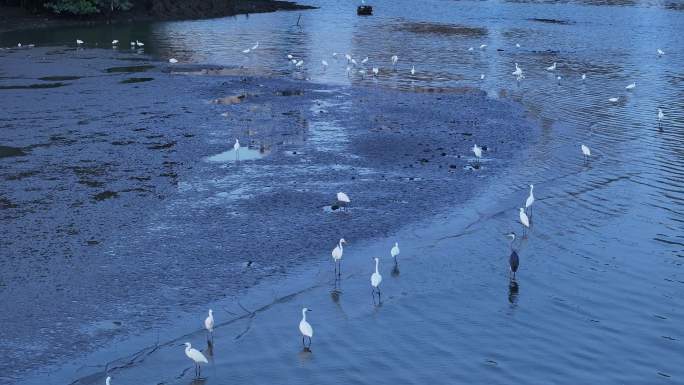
183, 342, 208, 378
372, 67, 379, 76
525, 184, 534, 216
658, 108, 665, 128
626, 82, 636, 90
512, 63, 523, 77
546, 62, 557, 71
581, 144, 591, 161
331, 238, 347, 276
204, 309, 214, 343
519, 208, 530, 233
371, 257, 382, 300
472, 144, 483, 166
391, 55, 398, 69
390, 242, 400, 263
336, 192, 351, 211
233, 138, 240, 160
299, 308, 313, 348
411, 65, 415, 75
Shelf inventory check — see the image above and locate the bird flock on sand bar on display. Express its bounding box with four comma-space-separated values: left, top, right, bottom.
50, 34, 669, 384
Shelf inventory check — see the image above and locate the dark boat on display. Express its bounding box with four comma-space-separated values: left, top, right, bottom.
357, 5, 373, 15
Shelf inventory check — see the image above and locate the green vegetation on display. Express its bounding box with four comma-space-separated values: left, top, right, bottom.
44, 0, 132, 15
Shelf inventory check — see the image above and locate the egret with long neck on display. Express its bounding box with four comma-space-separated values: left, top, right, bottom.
299, 307, 313, 348
331, 238, 347, 276
371, 257, 383, 302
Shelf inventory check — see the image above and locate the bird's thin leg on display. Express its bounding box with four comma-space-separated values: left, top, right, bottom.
302, 336, 305, 347
338, 261, 341, 276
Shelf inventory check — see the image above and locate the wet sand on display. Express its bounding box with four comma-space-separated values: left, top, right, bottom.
0, 46, 535, 383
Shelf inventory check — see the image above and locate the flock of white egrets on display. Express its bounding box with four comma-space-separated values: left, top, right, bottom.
70, 38, 669, 383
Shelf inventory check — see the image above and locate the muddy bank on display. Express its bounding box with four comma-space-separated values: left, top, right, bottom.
0, 0, 315, 34
0, 46, 537, 383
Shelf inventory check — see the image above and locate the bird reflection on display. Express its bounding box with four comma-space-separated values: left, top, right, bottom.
391, 261, 400, 277
508, 279, 519, 304
205, 341, 213, 357
189, 378, 207, 385
331, 279, 341, 303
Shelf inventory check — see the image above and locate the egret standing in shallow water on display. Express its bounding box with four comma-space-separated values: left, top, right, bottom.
321, 60, 328, 70
106, 376, 111, 385
625, 82, 636, 90
525, 184, 534, 216
390, 242, 400, 263
331, 238, 347, 276
204, 309, 214, 343
233, 138, 240, 160
391, 55, 398, 70
519, 208, 530, 234
546, 62, 557, 71
411, 65, 415, 76
581, 73, 586, 81
183, 342, 208, 378
657, 48, 665, 56
608, 97, 619, 103
581, 144, 591, 161
506, 232, 520, 279
371, 257, 383, 301
336, 192, 351, 211
169, 58, 178, 64
472, 144, 483, 166
299, 308, 313, 348
658, 108, 665, 129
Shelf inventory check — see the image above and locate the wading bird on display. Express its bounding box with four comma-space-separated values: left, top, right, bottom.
361, 56, 369, 64
581, 144, 591, 161
512, 63, 523, 77
391, 55, 398, 69
136, 40, 144, 47
169, 58, 178, 64
582, 73, 586, 80
390, 242, 400, 263
331, 238, 347, 276
519, 208, 530, 233
183, 342, 208, 378
296, 60, 304, 67
411, 65, 415, 75
658, 108, 665, 127
234, 138, 240, 160
321, 60, 328, 70
204, 309, 214, 342
251, 41, 259, 50
299, 308, 313, 348
506, 232, 520, 278
546, 62, 557, 71
112, 40, 119, 45
657, 48, 665, 56
481, 74, 486, 80
608, 97, 619, 103
479, 44, 487, 49
467, 46, 474, 51
287, 54, 293, 60
76, 39, 84, 45
371, 257, 382, 300
516, 43, 521, 48
372, 67, 379, 76
626, 82, 636, 90
472, 144, 483, 165
106, 376, 111, 385
336, 192, 351, 211
525, 184, 534, 215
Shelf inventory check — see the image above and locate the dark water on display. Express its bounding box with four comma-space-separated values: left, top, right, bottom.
2, 0, 684, 383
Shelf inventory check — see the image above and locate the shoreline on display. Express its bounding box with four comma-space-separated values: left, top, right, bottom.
0, 1, 316, 34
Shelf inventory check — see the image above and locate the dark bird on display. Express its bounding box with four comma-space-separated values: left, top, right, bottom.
506, 232, 520, 278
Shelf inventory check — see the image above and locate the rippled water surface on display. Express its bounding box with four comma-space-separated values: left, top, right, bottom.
2, 0, 684, 384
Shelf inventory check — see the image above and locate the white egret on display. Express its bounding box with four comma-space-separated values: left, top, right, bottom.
546, 62, 557, 71
372, 67, 379, 76
169, 58, 178, 64
251, 41, 259, 50
204, 309, 214, 342
351, 58, 358, 66
242, 48, 251, 54
512, 63, 523, 77
371, 257, 382, 300
336, 192, 351, 211
130, 41, 135, 46
291, 59, 298, 64
17, 43, 21, 47
346, 66, 351, 76
625, 82, 636, 90
321, 60, 328, 70
391, 55, 398, 68
657, 48, 665, 56
515, 43, 521, 48
525, 184, 534, 215
287, 54, 293, 60
467, 46, 474, 51
345, 53, 352, 62
358, 68, 366, 77
296, 60, 304, 67
106, 376, 111, 385
332, 52, 338, 58
472, 144, 483, 165
299, 308, 313, 348
581, 144, 591, 160
479, 44, 487, 49
506, 232, 519, 278
76, 39, 84, 45
361, 56, 369, 64
582, 73, 586, 80
183, 342, 208, 378
112, 40, 119, 45
411, 65, 415, 75
480, 74, 485, 80
135, 40, 144, 47
608, 97, 619, 103
519, 208, 530, 232
234, 138, 240, 161
658, 108, 664, 122
390, 242, 400, 262
332, 238, 346, 276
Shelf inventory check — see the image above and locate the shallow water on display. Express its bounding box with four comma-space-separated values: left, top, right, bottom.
1, 0, 684, 383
